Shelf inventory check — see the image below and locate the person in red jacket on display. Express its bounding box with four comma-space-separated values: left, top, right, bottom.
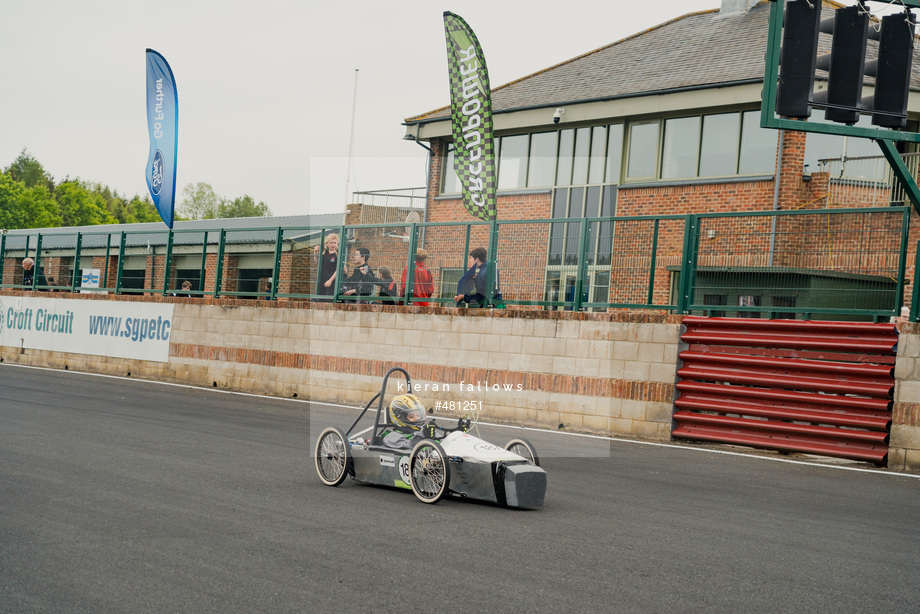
401, 249, 433, 306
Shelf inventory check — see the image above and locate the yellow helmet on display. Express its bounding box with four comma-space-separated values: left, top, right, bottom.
388, 394, 426, 431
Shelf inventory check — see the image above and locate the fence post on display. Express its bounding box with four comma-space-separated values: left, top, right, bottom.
647, 218, 660, 305
199, 231, 209, 296
162, 229, 174, 295
487, 220, 499, 307
270, 227, 283, 300
404, 223, 419, 306
0, 233, 6, 286
574, 217, 591, 311
71, 233, 82, 292
116, 232, 127, 294
33, 234, 43, 290
331, 225, 347, 301
214, 229, 227, 298
103, 234, 113, 292
677, 215, 699, 314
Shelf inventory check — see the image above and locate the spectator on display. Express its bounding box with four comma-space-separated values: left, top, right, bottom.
342, 247, 378, 304
401, 248, 434, 306
21, 257, 47, 290
454, 247, 491, 308
172, 280, 193, 297
313, 233, 339, 302
259, 278, 273, 300
376, 266, 398, 305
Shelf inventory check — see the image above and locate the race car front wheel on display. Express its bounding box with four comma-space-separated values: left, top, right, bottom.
315, 427, 349, 486
409, 439, 450, 504
505, 438, 541, 467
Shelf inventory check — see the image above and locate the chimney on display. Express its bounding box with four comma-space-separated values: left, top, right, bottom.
719, 0, 759, 17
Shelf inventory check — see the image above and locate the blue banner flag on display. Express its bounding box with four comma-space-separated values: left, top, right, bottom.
145, 49, 178, 228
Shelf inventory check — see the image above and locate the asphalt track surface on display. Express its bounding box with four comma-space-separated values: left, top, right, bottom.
2, 364, 919, 613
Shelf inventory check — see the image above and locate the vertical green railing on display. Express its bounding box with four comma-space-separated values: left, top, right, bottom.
0, 207, 911, 320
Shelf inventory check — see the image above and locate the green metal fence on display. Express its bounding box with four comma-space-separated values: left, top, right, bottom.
0, 206, 911, 320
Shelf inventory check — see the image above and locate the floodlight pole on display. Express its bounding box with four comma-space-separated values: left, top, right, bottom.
762, 0, 920, 214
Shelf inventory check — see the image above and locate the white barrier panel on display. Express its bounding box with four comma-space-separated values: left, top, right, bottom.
0, 296, 174, 362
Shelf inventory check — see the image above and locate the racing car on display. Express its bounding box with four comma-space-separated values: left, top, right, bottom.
314, 367, 546, 508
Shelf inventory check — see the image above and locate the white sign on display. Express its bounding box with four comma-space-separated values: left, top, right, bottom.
0, 296, 174, 362
80, 268, 102, 294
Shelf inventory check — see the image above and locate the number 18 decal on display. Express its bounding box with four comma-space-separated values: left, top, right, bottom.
399, 456, 411, 481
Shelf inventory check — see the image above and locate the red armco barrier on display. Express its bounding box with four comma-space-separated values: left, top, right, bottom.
673, 317, 898, 465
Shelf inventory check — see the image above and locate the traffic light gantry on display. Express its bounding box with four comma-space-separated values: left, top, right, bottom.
776, 0, 915, 128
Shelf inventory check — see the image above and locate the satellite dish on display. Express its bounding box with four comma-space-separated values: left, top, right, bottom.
405, 210, 422, 224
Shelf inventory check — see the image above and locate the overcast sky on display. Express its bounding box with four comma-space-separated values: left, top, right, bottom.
0, 0, 871, 220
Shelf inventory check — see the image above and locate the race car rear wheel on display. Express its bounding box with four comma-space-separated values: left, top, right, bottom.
409, 439, 450, 504
505, 438, 541, 467
315, 427, 349, 486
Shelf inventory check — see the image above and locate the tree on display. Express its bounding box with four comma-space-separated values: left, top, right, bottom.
55, 180, 117, 227
126, 195, 163, 223
0, 172, 61, 229
217, 194, 272, 218
86, 182, 161, 224
179, 182, 222, 219
5, 148, 54, 191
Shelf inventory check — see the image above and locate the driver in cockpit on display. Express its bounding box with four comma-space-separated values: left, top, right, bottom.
382, 394, 428, 449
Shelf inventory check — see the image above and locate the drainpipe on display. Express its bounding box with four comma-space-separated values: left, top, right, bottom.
769, 129, 784, 267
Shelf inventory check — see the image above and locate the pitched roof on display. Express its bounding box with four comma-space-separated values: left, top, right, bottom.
2, 213, 345, 250
407, 0, 920, 124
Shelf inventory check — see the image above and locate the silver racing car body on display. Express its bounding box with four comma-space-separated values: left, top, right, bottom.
314, 368, 546, 508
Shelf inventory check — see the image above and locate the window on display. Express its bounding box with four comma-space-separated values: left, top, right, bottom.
440, 111, 776, 193
174, 269, 202, 293
442, 144, 460, 194
120, 269, 146, 293
497, 134, 528, 190
588, 126, 608, 185
237, 268, 273, 293
556, 129, 575, 186
605, 125, 624, 184
623, 111, 778, 182
662, 116, 701, 179
440, 268, 463, 301
571, 128, 591, 185
803, 109, 884, 175
738, 110, 777, 175
528, 131, 558, 187
699, 113, 740, 177
627, 121, 659, 179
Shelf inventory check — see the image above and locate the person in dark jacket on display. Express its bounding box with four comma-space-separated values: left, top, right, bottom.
342, 247, 378, 304
376, 266, 398, 305
22, 257, 47, 290
313, 233, 340, 302
454, 247, 489, 307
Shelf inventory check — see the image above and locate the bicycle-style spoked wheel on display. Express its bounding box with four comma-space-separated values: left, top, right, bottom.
505, 437, 540, 467
409, 439, 450, 504
315, 427, 349, 486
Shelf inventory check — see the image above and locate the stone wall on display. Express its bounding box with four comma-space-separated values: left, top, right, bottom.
891, 322, 920, 471
0, 293, 680, 443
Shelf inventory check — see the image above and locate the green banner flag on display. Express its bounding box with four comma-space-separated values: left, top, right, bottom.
443, 11, 497, 221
